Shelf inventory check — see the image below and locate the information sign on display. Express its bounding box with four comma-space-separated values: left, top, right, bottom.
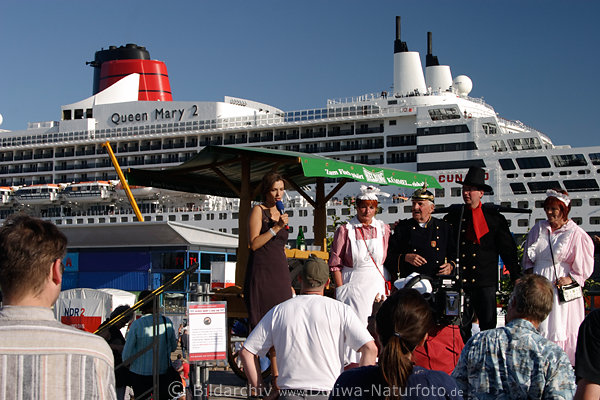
187, 301, 227, 361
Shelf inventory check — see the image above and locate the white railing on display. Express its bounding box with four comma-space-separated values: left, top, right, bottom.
0, 104, 416, 149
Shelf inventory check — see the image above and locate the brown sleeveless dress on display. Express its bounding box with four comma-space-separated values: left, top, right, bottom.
244, 207, 292, 327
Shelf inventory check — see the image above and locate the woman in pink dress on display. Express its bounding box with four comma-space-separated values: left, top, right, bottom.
523, 189, 594, 364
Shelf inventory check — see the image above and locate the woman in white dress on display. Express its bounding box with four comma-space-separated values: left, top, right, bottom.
522, 189, 594, 365
329, 185, 391, 365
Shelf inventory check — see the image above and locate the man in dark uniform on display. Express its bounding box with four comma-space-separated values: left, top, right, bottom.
385, 187, 462, 372
443, 166, 520, 342
385, 186, 455, 280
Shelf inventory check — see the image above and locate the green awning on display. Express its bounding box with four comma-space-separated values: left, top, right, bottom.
126, 145, 440, 197
124, 145, 440, 287
298, 154, 439, 189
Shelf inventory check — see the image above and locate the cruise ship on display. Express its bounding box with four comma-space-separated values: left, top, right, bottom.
1, 16, 599, 242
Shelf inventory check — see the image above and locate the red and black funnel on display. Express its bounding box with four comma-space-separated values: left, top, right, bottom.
88, 43, 172, 101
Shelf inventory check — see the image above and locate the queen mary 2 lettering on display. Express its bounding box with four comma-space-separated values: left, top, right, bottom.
111, 107, 185, 125
0, 17, 599, 240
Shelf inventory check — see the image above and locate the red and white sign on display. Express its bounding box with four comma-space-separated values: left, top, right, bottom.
210, 262, 236, 289
188, 302, 227, 361
55, 288, 111, 332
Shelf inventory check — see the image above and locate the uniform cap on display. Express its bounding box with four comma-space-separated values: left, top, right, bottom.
411, 187, 435, 203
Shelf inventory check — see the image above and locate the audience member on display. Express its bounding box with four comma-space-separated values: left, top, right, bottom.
452, 274, 575, 398
241, 255, 377, 399
122, 289, 177, 400
181, 325, 189, 358
331, 288, 463, 400
575, 308, 600, 400
391, 273, 464, 375
0, 215, 116, 399
97, 305, 133, 400
172, 353, 184, 372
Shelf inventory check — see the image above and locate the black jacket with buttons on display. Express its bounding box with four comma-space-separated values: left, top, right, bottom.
443, 204, 521, 289
385, 216, 456, 279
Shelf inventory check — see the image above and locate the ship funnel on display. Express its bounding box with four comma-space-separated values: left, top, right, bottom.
88, 44, 172, 101
394, 16, 408, 53
393, 16, 426, 97
426, 32, 439, 67
425, 32, 453, 93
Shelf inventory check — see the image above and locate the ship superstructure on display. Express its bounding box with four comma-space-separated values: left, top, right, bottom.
0, 17, 599, 240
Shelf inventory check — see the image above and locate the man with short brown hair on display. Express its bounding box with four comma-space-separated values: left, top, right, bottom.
452, 274, 575, 399
0, 215, 116, 399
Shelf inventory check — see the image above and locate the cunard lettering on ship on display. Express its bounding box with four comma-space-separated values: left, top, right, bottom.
438, 172, 489, 183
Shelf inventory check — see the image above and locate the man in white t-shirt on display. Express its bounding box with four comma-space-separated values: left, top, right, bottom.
240, 255, 377, 400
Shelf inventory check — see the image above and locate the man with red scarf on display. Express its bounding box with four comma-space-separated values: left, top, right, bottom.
444, 166, 520, 343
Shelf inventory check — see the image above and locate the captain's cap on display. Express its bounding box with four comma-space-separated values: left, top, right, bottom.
394, 272, 433, 295
411, 185, 434, 203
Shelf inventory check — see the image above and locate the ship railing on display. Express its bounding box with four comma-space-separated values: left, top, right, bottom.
462, 95, 494, 111
497, 117, 545, 136
3, 104, 416, 149
327, 93, 385, 104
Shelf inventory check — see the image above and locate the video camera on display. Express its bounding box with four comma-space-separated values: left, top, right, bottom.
402, 273, 463, 326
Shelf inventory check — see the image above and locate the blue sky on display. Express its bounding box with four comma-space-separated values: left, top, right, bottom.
1, 0, 598, 148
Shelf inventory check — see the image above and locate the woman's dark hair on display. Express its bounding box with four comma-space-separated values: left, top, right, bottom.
375, 288, 433, 399
138, 289, 154, 314
261, 171, 286, 201
543, 188, 571, 218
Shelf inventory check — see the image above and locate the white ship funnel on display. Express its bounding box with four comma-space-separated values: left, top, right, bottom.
425, 32, 453, 93
393, 16, 426, 97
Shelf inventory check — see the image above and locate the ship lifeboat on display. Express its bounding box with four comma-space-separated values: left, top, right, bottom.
62, 181, 116, 203
114, 182, 159, 199
14, 184, 63, 205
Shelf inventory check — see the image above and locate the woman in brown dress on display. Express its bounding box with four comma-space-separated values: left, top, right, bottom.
243, 172, 293, 390
244, 171, 293, 327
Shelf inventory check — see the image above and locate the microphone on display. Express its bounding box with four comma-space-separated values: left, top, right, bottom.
275, 200, 289, 230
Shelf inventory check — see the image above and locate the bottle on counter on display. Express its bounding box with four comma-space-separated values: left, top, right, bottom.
296, 227, 306, 251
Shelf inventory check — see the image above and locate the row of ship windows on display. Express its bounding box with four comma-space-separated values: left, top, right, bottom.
1, 115, 390, 149
506, 170, 594, 178
0, 149, 419, 179
40, 192, 600, 223
417, 124, 471, 136
500, 154, 600, 170
492, 137, 543, 152
0, 118, 498, 152
420, 157, 600, 174
46, 213, 600, 232
417, 122, 500, 138
509, 179, 599, 194
0, 131, 419, 162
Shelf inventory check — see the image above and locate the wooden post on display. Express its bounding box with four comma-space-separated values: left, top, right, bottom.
313, 177, 327, 250
236, 158, 251, 288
